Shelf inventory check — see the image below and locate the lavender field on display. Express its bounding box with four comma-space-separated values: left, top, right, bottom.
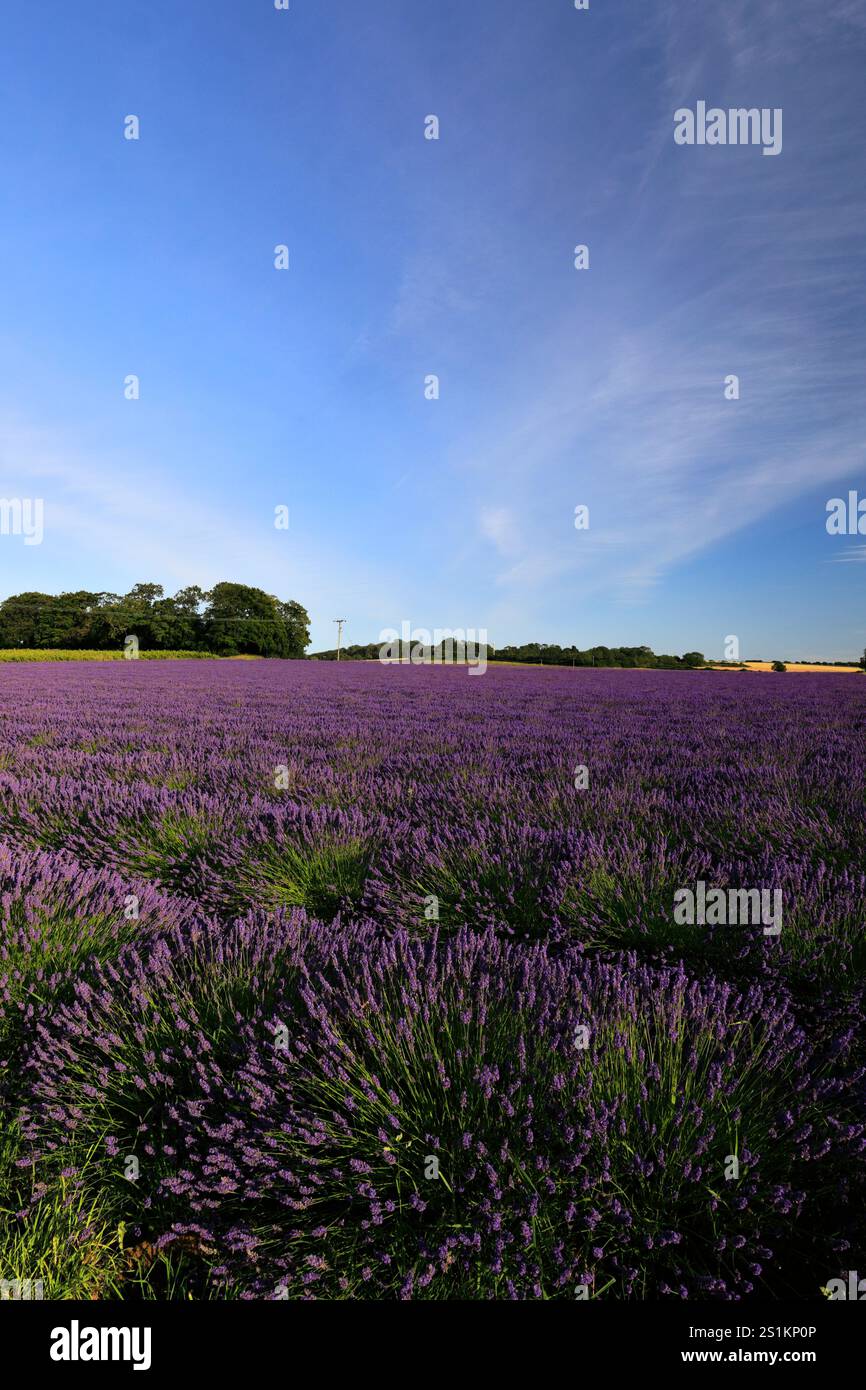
0, 660, 864, 1301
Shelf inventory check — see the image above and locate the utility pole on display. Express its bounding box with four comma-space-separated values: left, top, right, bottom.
333, 618, 346, 661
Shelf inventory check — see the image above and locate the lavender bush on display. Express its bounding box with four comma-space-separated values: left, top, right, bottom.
1, 661, 864, 1298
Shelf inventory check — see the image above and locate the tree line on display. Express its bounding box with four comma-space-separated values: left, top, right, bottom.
311, 641, 707, 668
0, 583, 310, 658
492, 643, 708, 668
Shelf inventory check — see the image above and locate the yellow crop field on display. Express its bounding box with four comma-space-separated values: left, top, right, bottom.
711, 662, 863, 674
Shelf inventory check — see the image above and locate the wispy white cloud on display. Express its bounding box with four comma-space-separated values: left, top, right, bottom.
830, 545, 866, 563
439, 3, 866, 614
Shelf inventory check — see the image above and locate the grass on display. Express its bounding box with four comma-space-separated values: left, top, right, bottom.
237, 835, 374, 919
0, 1130, 124, 1299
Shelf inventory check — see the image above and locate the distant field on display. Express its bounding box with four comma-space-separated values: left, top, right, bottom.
0, 649, 215, 662
2, 651, 859, 672
711, 662, 864, 674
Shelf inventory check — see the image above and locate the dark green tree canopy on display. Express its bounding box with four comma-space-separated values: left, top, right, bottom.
204, 583, 300, 658
0, 583, 310, 657
309, 641, 711, 669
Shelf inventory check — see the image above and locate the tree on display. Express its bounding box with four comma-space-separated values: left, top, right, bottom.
153, 585, 206, 649
681, 652, 705, 668
117, 583, 168, 650
275, 598, 311, 657
0, 592, 54, 647
151, 586, 208, 650
124, 583, 164, 608
203, 583, 289, 656
86, 594, 128, 648
0, 590, 99, 649
0, 582, 309, 655
38, 592, 102, 648
771, 660, 787, 672
172, 585, 207, 616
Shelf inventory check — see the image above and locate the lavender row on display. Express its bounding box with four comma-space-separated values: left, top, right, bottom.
1, 659, 864, 1298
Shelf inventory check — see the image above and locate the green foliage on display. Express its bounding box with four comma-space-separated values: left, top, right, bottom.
203, 582, 308, 657
0, 583, 311, 659
772, 661, 787, 673
237, 836, 373, 918
310, 641, 709, 669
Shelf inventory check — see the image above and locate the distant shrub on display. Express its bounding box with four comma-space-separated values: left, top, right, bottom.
771, 661, 787, 672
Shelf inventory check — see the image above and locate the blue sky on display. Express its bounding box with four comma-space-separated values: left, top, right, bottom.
0, 0, 864, 658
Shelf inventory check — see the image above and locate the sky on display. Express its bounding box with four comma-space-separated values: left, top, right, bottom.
0, 0, 864, 659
